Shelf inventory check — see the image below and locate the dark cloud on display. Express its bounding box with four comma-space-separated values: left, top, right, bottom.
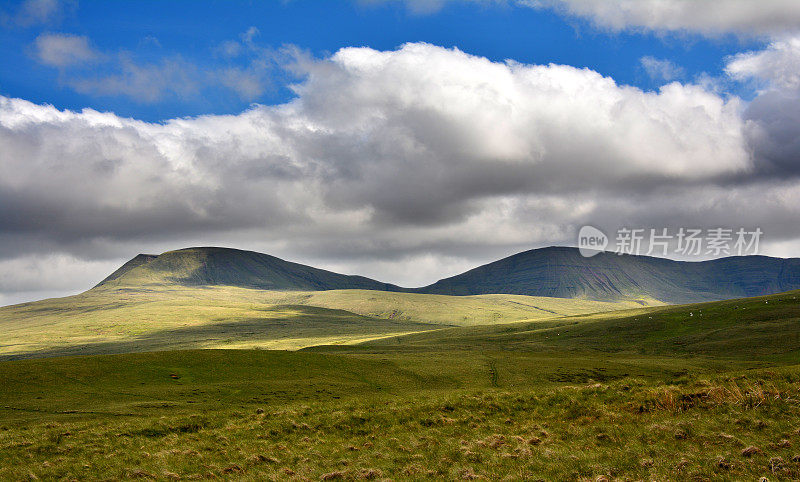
744, 91, 800, 175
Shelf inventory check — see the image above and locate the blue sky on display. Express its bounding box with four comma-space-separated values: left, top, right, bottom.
1, 0, 765, 121
1, 0, 800, 305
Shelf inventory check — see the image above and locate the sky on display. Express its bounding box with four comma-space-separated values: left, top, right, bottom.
1, 0, 800, 305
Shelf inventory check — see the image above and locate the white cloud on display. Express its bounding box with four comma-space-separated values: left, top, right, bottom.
212, 29, 276, 101
20, 0, 61, 23
640, 56, 684, 82
726, 36, 800, 91
522, 0, 800, 37
359, 0, 453, 14
242, 26, 260, 44
10, 0, 67, 26
69, 54, 201, 103
3, 42, 800, 302
34, 33, 98, 67
216, 40, 243, 58
35, 29, 277, 103
300, 43, 747, 183
218, 67, 268, 100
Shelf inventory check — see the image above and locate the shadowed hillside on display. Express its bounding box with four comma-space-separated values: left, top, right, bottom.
417, 246, 800, 303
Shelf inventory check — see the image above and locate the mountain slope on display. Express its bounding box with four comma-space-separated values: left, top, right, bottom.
96, 247, 402, 292
94, 253, 158, 286
417, 246, 800, 304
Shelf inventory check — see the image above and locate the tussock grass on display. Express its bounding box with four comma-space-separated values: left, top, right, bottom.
635, 378, 794, 413
1, 350, 800, 480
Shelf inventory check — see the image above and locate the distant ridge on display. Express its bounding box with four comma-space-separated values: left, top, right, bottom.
94, 246, 800, 304
416, 246, 800, 304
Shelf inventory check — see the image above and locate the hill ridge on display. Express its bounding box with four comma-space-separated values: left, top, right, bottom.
417, 246, 800, 303
94, 245, 800, 304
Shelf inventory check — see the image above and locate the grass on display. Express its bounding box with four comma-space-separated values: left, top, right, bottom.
360, 289, 800, 360
2, 285, 800, 479
1, 349, 799, 480
0, 285, 651, 359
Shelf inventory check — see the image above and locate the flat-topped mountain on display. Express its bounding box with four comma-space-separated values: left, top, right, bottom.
417, 246, 800, 304
95, 247, 402, 292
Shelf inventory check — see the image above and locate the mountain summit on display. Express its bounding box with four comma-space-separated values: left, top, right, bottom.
95, 247, 402, 292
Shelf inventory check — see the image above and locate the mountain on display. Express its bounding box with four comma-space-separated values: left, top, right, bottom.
93, 245, 800, 304
5, 245, 800, 359
95, 247, 402, 292
416, 246, 800, 304
4, 246, 656, 359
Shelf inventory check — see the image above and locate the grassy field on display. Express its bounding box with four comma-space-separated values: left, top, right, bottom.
0, 285, 652, 359
360, 289, 800, 360
0, 348, 798, 480
1, 288, 799, 479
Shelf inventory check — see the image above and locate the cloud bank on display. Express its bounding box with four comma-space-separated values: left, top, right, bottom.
2, 41, 800, 303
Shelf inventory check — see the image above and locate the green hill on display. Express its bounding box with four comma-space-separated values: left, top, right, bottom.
418, 246, 800, 303
96, 247, 402, 292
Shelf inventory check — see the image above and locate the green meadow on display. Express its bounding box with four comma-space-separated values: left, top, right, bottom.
0, 286, 652, 359
1, 288, 800, 480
